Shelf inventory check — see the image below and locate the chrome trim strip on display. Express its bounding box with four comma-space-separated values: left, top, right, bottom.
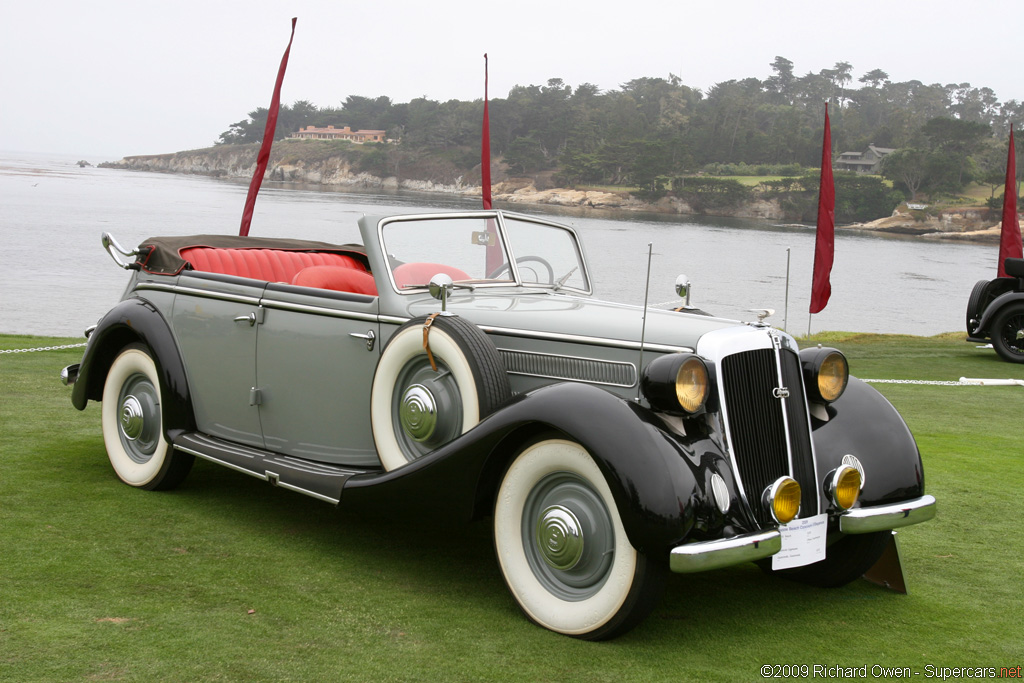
267, 476, 340, 505
136, 282, 379, 323
670, 530, 781, 573
135, 282, 262, 306
175, 444, 268, 480
838, 495, 936, 534
375, 317, 692, 353
259, 299, 379, 323
482, 324, 693, 354
498, 348, 637, 387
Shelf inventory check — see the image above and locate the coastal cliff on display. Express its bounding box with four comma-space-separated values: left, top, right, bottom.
100, 145, 1008, 241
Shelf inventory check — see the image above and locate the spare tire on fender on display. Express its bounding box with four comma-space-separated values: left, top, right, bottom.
371, 315, 511, 471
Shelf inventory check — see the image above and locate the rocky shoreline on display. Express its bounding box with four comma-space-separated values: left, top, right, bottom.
101, 148, 1012, 243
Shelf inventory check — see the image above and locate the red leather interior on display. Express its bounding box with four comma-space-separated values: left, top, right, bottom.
291, 265, 378, 295
392, 262, 471, 288
180, 247, 365, 283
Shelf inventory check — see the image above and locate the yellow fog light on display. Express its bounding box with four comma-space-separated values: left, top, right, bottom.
830, 465, 862, 511
764, 477, 801, 525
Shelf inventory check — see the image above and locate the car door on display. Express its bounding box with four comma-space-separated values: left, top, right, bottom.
170, 272, 265, 449
254, 283, 380, 467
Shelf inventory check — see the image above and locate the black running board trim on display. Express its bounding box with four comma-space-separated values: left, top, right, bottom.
173, 432, 368, 504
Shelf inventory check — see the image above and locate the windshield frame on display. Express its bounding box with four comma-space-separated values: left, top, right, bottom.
375, 210, 592, 296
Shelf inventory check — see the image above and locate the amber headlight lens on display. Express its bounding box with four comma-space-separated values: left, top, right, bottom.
642, 353, 711, 415
764, 477, 801, 525
801, 347, 849, 403
830, 465, 862, 510
675, 356, 709, 414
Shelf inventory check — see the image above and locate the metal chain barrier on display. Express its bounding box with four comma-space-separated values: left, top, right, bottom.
861, 379, 969, 386
862, 378, 1024, 387
0, 342, 87, 354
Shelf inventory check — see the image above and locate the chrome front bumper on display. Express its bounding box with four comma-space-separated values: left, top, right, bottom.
669, 495, 937, 574
838, 494, 936, 534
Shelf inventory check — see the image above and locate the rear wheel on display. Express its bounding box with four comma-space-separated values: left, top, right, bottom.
101, 344, 193, 490
966, 279, 991, 335
992, 303, 1024, 363
493, 438, 665, 639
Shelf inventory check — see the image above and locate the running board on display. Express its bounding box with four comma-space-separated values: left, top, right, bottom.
173, 432, 368, 504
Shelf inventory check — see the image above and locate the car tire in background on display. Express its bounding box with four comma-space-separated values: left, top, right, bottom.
101, 344, 194, 490
965, 279, 991, 335
493, 437, 666, 640
371, 315, 511, 471
992, 302, 1024, 363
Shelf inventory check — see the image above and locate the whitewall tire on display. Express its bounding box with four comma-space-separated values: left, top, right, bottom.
371, 316, 510, 471
494, 438, 665, 639
101, 344, 192, 490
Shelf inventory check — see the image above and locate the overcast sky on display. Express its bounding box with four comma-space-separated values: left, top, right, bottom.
3, 0, 1021, 160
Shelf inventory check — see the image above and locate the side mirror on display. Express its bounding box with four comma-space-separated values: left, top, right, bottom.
675, 274, 691, 307
429, 273, 454, 312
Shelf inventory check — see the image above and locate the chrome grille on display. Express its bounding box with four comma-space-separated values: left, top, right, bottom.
720, 347, 816, 527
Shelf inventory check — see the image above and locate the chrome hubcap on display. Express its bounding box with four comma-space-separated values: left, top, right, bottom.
536, 505, 584, 570
399, 384, 437, 442
119, 395, 145, 441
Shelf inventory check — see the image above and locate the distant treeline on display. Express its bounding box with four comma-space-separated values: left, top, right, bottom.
216, 56, 1022, 215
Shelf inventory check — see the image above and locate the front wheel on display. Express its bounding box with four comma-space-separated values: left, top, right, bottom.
101, 344, 193, 490
493, 438, 665, 639
992, 303, 1024, 363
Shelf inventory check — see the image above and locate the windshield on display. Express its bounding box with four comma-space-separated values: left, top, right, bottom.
379, 213, 590, 293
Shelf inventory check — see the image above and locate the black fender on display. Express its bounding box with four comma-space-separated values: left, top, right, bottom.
342, 382, 717, 554
810, 377, 924, 507
71, 298, 195, 438
977, 290, 1024, 335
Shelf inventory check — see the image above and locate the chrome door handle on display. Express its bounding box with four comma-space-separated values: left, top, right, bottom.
349, 330, 376, 351
234, 313, 257, 326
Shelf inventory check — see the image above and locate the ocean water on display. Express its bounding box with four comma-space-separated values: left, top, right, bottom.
0, 150, 999, 338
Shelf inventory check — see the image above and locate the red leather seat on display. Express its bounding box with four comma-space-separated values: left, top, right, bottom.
180, 247, 365, 283
291, 265, 378, 296
392, 262, 471, 288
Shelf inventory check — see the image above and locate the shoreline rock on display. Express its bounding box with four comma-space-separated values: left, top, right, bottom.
101, 148, 1013, 243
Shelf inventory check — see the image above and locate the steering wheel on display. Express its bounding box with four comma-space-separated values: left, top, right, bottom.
487, 255, 555, 284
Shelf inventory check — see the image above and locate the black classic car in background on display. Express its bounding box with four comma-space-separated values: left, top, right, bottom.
966, 257, 1024, 362
62, 210, 936, 639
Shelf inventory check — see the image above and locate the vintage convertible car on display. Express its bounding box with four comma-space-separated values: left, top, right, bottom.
965, 257, 1024, 362
63, 210, 936, 639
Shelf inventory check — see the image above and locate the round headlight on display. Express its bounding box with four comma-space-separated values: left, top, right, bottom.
830, 465, 862, 511
763, 477, 801, 525
642, 353, 710, 415
675, 356, 709, 414
801, 347, 849, 403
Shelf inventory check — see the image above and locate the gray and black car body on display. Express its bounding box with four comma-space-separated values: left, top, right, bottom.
63, 210, 936, 639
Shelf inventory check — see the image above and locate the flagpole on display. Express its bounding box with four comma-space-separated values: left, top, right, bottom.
998, 123, 1023, 277
239, 18, 297, 237
809, 103, 835, 328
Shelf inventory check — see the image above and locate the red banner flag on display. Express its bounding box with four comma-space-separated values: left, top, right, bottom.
481, 53, 492, 210
239, 17, 297, 237
998, 125, 1023, 277
809, 104, 835, 314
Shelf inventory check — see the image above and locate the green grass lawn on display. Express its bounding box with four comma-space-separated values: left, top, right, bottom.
2, 333, 1022, 681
